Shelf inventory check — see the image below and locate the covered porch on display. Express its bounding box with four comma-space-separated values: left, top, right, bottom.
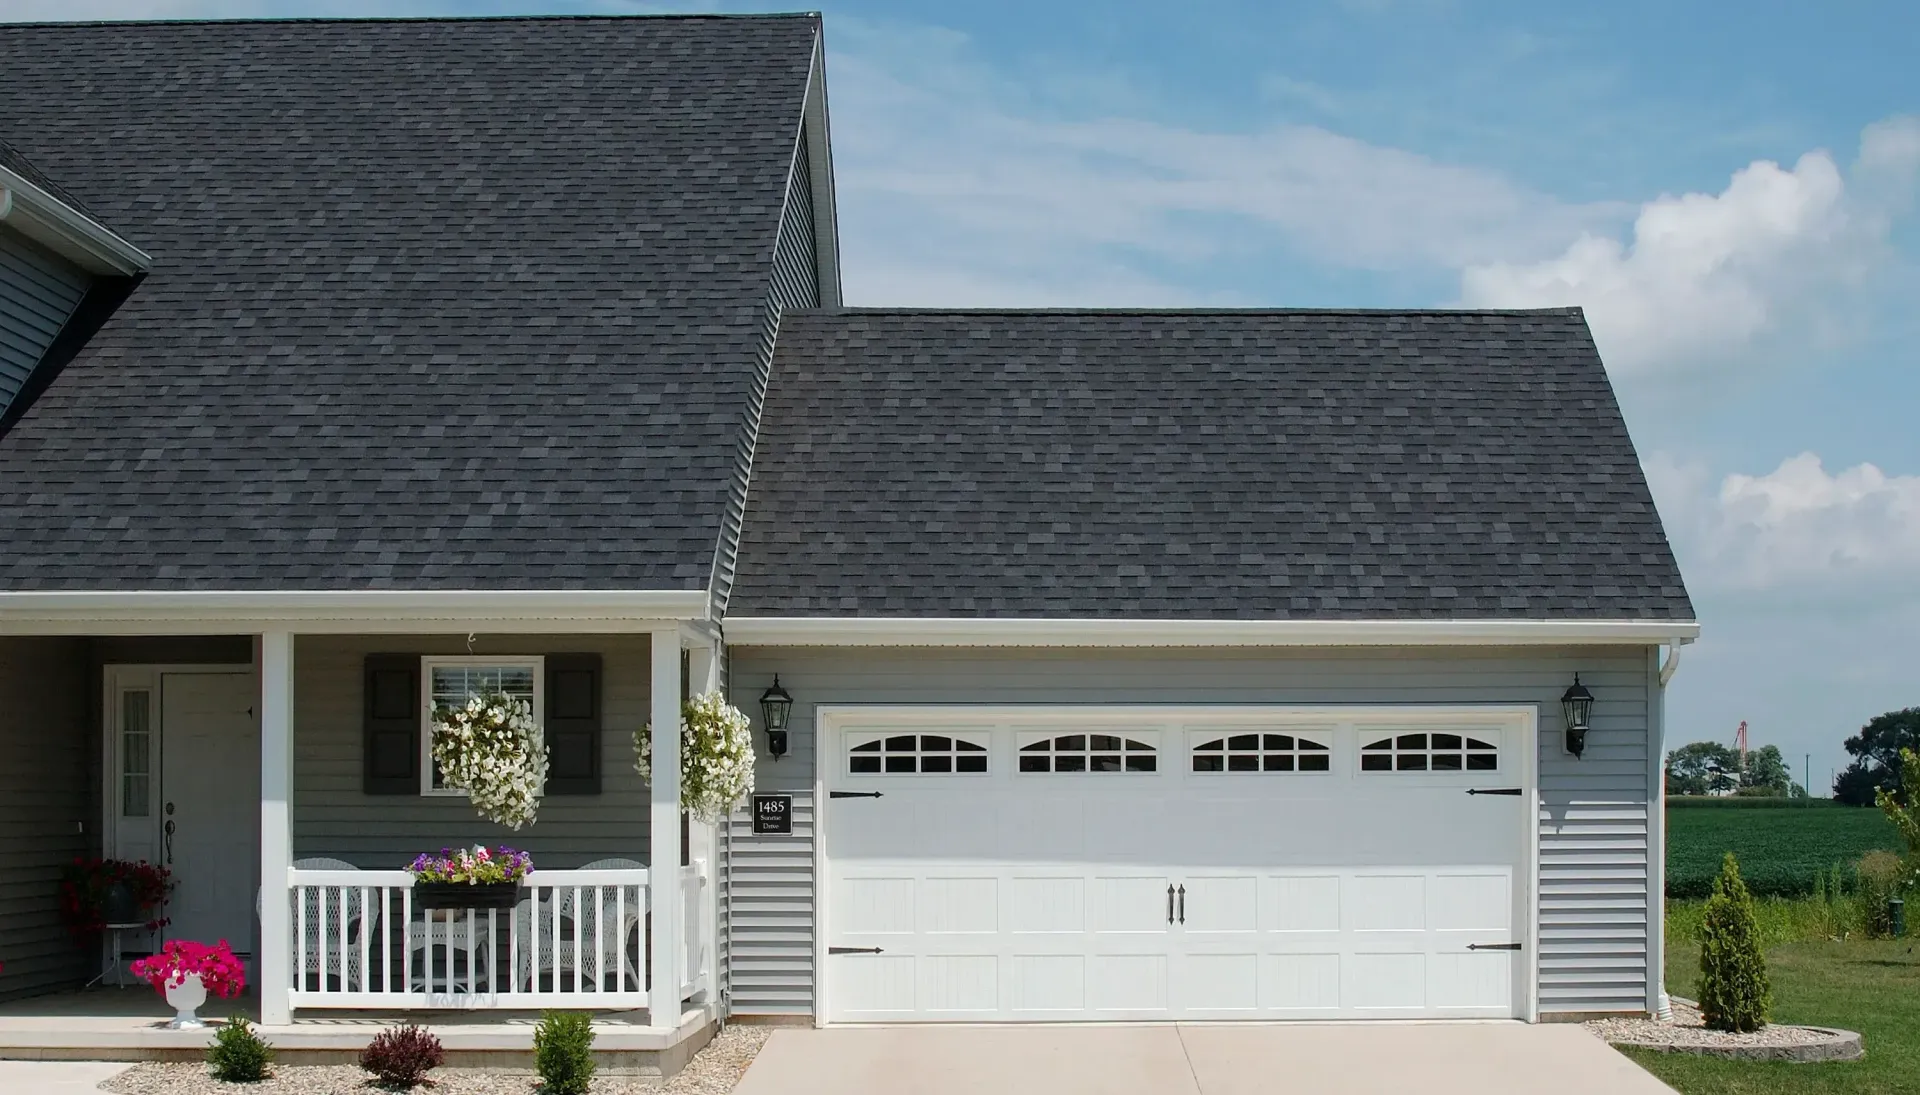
0, 592, 725, 1063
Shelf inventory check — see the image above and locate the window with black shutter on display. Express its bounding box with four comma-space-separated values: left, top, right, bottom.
544, 653, 603, 795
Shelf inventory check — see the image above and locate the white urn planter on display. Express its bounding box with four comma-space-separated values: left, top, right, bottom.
163, 974, 208, 1030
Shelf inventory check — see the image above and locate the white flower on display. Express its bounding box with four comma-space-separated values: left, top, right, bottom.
431, 691, 547, 830
634, 690, 756, 823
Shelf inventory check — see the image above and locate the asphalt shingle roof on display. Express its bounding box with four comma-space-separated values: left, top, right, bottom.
730, 308, 1695, 620
0, 15, 818, 590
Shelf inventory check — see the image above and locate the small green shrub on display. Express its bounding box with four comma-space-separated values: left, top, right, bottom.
208, 1017, 274, 1083
533, 1010, 595, 1095
1697, 852, 1771, 1032
359, 1024, 444, 1089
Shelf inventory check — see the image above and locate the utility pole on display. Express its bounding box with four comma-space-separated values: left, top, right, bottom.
1805, 753, 1811, 799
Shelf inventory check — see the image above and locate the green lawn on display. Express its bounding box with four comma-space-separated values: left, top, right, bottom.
1620, 937, 1920, 1094
1667, 804, 1901, 898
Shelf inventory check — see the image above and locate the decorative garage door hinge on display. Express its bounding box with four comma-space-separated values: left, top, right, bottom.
1467, 942, 1524, 951
1466, 787, 1524, 796
830, 791, 885, 799
829, 946, 885, 955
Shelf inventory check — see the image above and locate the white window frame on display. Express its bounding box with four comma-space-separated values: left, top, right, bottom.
1013, 728, 1162, 775
420, 655, 545, 797
1187, 726, 1337, 775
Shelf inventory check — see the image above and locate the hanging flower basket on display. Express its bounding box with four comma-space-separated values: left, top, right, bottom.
634, 691, 756, 823
59, 858, 172, 937
431, 691, 549, 830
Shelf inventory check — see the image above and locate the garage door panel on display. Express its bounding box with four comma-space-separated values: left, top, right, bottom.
1263, 952, 1343, 1012
1010, 875, 1085, 933
921, 954, 999, 1013
1430, 872, 1511, 933
1430, 951, 1512, 1011
1093, 875, 1176, 934
1267, 875, 1342, 932
1348, 952, 1427, 1010
1346, 875, 1427, 932
836, 953, 917, 1016
1183, 875, 1258, 933
922, 877, 999, 933
998, 797, 1085, 859
838, 876, 916, 935
1182, 953, 1260, 1013
1092, 954, 1170, 1013
1011, 955, 1085, 1012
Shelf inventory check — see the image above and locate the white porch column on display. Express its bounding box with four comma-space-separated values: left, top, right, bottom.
648, 627, 683, 1026
258, 631, 295, 1026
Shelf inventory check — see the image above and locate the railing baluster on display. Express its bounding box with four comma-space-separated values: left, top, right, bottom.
294, 885, 307, 996
571, 884, 582, 994
486, 908, 497, 1000
380, 885, 392, 995
336, 886, 348, 994
614, 884, 626, 992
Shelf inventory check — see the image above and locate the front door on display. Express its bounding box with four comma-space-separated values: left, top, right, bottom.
160, 672, 260, 956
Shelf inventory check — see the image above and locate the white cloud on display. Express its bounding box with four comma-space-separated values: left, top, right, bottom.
1648, 451, 1920, 590
1462, 117, 1920, 373
830, 20, 1621, 306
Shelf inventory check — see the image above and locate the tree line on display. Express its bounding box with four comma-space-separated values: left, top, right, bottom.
1665, 706, 1918, 805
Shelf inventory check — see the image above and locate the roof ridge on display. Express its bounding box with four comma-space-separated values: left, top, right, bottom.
3, 12, 822, 29
797, 306, 1586, 318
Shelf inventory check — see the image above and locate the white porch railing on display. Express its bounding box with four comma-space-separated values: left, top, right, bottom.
284, 864, 710, 1011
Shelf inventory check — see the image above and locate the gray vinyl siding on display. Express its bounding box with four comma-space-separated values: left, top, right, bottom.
724, 645, 1655, 1019
291, 634, 656, 868
0, 637, 92, 1001
0, 227, 89, 419
709, 125, 823, 621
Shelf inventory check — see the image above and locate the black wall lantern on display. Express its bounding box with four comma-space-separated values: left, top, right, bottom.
1561, 674, 1595, 759
759, 676, 793, 760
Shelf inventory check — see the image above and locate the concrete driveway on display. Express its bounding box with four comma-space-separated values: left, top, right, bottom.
732, 1023, 1676, 1095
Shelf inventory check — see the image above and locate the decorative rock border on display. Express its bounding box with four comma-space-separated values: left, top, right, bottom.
1587, 997, 1864, 1063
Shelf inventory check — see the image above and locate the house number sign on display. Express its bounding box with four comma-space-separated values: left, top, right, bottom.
752, 794, 793, 835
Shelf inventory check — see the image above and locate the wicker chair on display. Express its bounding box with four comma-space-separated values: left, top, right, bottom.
514, 858, 646, 992
258, 857, 380, 992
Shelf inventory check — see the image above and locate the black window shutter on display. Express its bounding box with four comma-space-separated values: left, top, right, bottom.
364, 654, 420, 795
545, 653, 603, 795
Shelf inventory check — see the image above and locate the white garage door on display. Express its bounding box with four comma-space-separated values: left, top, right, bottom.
820, 707, 1535, 1023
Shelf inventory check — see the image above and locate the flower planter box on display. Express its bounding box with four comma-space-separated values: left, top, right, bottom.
413, 881, 521, 910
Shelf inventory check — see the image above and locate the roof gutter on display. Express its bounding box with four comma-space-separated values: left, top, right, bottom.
1659, 639, 1686, 686
722, 617, 1703, 648
0, 589, 711, 635
0, 166, 151, 275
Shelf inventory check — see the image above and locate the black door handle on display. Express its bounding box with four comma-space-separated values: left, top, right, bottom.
828, 946, 885, 955
1166, 885, 1174, 924
1467, 788, 1524, 796
1177, 885, 1185, 924
163, 819, 176, 865
829, 791, 884, 799
1468, 942, 1523, 951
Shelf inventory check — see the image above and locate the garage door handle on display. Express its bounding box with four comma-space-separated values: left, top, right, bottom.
830, 791, 884, 799
1177, 885, 1185, 924
829, 947, 885, 955
1167, 885, 1175, 924
1467, 943, 1523, 951
1467, 788, 1524, 796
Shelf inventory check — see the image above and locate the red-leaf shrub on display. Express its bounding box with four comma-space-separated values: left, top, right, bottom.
359, 1025, 445, 1089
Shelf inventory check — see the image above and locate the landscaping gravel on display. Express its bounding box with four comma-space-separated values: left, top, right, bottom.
1587, 997, 1862, 1061
101, 1022, 773, 1095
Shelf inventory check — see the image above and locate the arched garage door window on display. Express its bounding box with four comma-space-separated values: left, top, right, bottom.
1360, 732, 1498, 772
1018, 733, 1157, 773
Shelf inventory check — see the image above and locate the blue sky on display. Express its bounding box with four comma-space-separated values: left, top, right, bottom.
17, 0, 1920, 790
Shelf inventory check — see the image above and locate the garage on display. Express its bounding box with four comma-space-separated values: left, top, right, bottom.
818, 706, 1537, 1023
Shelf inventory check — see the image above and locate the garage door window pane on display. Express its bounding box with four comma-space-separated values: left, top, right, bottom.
1361, 732, 1499, 774
1020, 733, 1157, 773
1192, 731, 1333, 774
850, 732, 991, 774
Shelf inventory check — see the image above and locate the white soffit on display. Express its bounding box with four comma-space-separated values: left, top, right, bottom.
0, 589, 711, 634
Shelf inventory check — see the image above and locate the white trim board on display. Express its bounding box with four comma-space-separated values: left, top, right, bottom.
0, 164, 151, 275
727, 617, 1699, 647
811, 702, 1541, 1026
0, 589, 709, 634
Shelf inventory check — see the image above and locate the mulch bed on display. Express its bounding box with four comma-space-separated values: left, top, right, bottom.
1587, 997, 1863, 1062
101, 1023, 772, 1095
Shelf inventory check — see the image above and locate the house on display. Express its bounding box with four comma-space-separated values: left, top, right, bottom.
0, 12, 1695, 1066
